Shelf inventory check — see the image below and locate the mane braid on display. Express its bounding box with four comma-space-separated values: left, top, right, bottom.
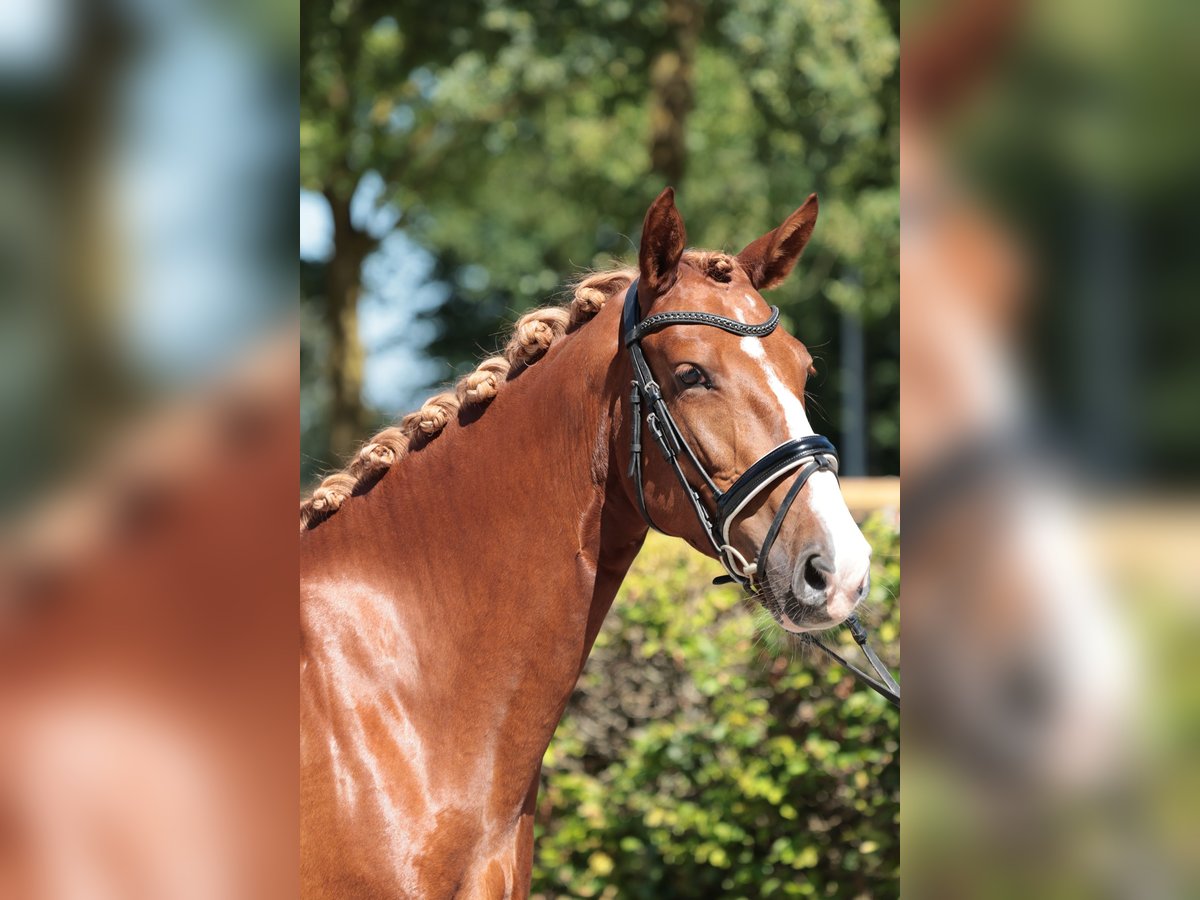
299, 266, 638, 532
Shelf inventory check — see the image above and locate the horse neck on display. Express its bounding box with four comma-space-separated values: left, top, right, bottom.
301, 297, 646, 797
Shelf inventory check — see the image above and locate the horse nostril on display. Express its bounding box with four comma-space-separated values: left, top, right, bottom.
802, 553, 831, 593
856, 571, 871, 600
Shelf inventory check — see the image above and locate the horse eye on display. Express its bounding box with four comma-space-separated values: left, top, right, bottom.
675, 365, 708, 388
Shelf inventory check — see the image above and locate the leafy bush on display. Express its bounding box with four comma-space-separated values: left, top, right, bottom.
532, 516, 899, 899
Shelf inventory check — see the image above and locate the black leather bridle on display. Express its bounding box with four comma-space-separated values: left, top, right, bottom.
621, 279, 900, 707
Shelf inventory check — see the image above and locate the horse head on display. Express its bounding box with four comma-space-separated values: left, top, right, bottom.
622, 188, 873, 634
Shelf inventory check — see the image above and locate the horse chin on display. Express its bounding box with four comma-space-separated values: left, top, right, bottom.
759, 589, 832, 635
773, 605, 833, 635
761, 585, 858, 635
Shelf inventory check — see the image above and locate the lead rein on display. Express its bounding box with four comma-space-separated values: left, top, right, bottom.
807, 615, 900, 707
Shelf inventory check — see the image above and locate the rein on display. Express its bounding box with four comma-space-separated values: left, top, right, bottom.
621, 280, 900, 708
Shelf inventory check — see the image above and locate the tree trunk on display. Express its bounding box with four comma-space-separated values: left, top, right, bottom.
649, 0, 701, 186
323, 191, 375, 461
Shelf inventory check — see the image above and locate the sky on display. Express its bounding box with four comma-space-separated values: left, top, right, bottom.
300, 182, 445, 414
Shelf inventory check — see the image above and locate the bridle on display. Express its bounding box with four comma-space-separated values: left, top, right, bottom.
621, 279, 900, 708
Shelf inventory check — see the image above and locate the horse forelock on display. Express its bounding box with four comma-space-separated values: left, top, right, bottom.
685, 251, 736, 284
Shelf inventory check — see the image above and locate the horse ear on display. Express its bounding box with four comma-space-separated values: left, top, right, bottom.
638, 187, 687, 306
736, 194, 819, 290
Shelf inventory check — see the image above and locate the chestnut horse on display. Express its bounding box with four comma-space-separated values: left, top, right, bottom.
299, 189, 873, 898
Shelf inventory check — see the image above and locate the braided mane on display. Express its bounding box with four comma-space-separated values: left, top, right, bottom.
299, 267, 631, 531
300, 254, 737, 532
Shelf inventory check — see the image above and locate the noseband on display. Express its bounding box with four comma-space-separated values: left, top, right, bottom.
621, 279, 900, 707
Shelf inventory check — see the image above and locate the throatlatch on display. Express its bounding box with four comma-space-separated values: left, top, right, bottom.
620, 279, 899, 708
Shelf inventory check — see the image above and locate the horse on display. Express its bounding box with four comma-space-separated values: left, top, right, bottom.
299, 188, 875, 898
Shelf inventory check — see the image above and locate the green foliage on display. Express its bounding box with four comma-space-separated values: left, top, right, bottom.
301, 0, 899, 476
532, 517, 900, 898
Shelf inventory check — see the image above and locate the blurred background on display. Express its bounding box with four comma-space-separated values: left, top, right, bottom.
0, 0, 296, 514
300, 1, 900, 898
0, 0, 299, 896
902, 0, 1200, 897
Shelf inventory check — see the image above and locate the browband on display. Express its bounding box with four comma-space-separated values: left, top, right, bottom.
621, 282, 781, 347
626, 307, 781, 345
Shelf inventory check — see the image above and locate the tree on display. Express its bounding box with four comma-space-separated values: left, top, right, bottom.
301, 0, 899, 474
301, 1, 495, 458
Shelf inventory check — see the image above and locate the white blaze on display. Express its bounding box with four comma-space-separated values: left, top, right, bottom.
739, 334, 871, 597
741, 335, 812, 439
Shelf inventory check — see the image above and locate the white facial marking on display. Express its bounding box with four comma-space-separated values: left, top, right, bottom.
740, 336, 813, 439
736, 333, 872, 606
729, 293, 758, 324
801, 469, 872, 586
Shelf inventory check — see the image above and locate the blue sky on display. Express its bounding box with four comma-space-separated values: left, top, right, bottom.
300, 181, 445, 414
